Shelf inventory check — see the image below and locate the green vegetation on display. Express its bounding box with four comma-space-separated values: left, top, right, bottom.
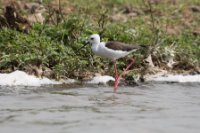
0, 0, 200, 79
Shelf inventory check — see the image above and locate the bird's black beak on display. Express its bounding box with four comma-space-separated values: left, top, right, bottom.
77, 40, 90, 52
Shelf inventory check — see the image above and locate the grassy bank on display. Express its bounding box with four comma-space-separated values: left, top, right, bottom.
0, 0, 200, 80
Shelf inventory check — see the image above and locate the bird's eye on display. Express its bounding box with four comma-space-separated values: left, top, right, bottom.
90, 37, 94, 40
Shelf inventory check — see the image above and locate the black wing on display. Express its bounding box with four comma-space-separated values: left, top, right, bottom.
105, 41, 141, 52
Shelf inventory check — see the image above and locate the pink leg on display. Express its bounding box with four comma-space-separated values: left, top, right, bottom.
113, 59, 135, 92
121, 59, 135, 76
114, 62, 120, 92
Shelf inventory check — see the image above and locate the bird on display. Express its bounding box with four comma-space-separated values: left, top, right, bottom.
88, 34, 143, 92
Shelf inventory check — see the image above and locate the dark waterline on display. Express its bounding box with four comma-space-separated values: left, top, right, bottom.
0, 83, 200, 133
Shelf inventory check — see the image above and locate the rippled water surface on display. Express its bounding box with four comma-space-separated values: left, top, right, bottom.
0, 83, 200, 133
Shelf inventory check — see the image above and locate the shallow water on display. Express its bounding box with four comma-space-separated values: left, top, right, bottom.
0, 83, 200, 133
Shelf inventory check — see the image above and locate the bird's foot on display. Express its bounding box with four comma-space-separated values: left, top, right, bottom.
114, 76, 120, 92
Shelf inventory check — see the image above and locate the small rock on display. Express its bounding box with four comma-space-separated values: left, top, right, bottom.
190, 5, 200, 12
193, 29, 200, 36
124, 76, 138, 86
42, 67, 53, 78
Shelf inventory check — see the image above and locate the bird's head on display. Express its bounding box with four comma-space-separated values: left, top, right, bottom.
76, 34, 101, 52
88, 34, 100, 45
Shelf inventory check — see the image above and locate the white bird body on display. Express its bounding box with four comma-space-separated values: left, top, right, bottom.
89, 34, 140, 61
91, 42, 135, 61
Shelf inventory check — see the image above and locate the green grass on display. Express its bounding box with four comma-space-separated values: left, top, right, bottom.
0, 0, 200, 79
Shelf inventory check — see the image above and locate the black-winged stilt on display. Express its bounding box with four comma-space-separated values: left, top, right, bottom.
88, 34, 142, 92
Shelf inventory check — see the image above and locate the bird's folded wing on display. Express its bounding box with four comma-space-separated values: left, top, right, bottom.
105, 41, 141, 52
